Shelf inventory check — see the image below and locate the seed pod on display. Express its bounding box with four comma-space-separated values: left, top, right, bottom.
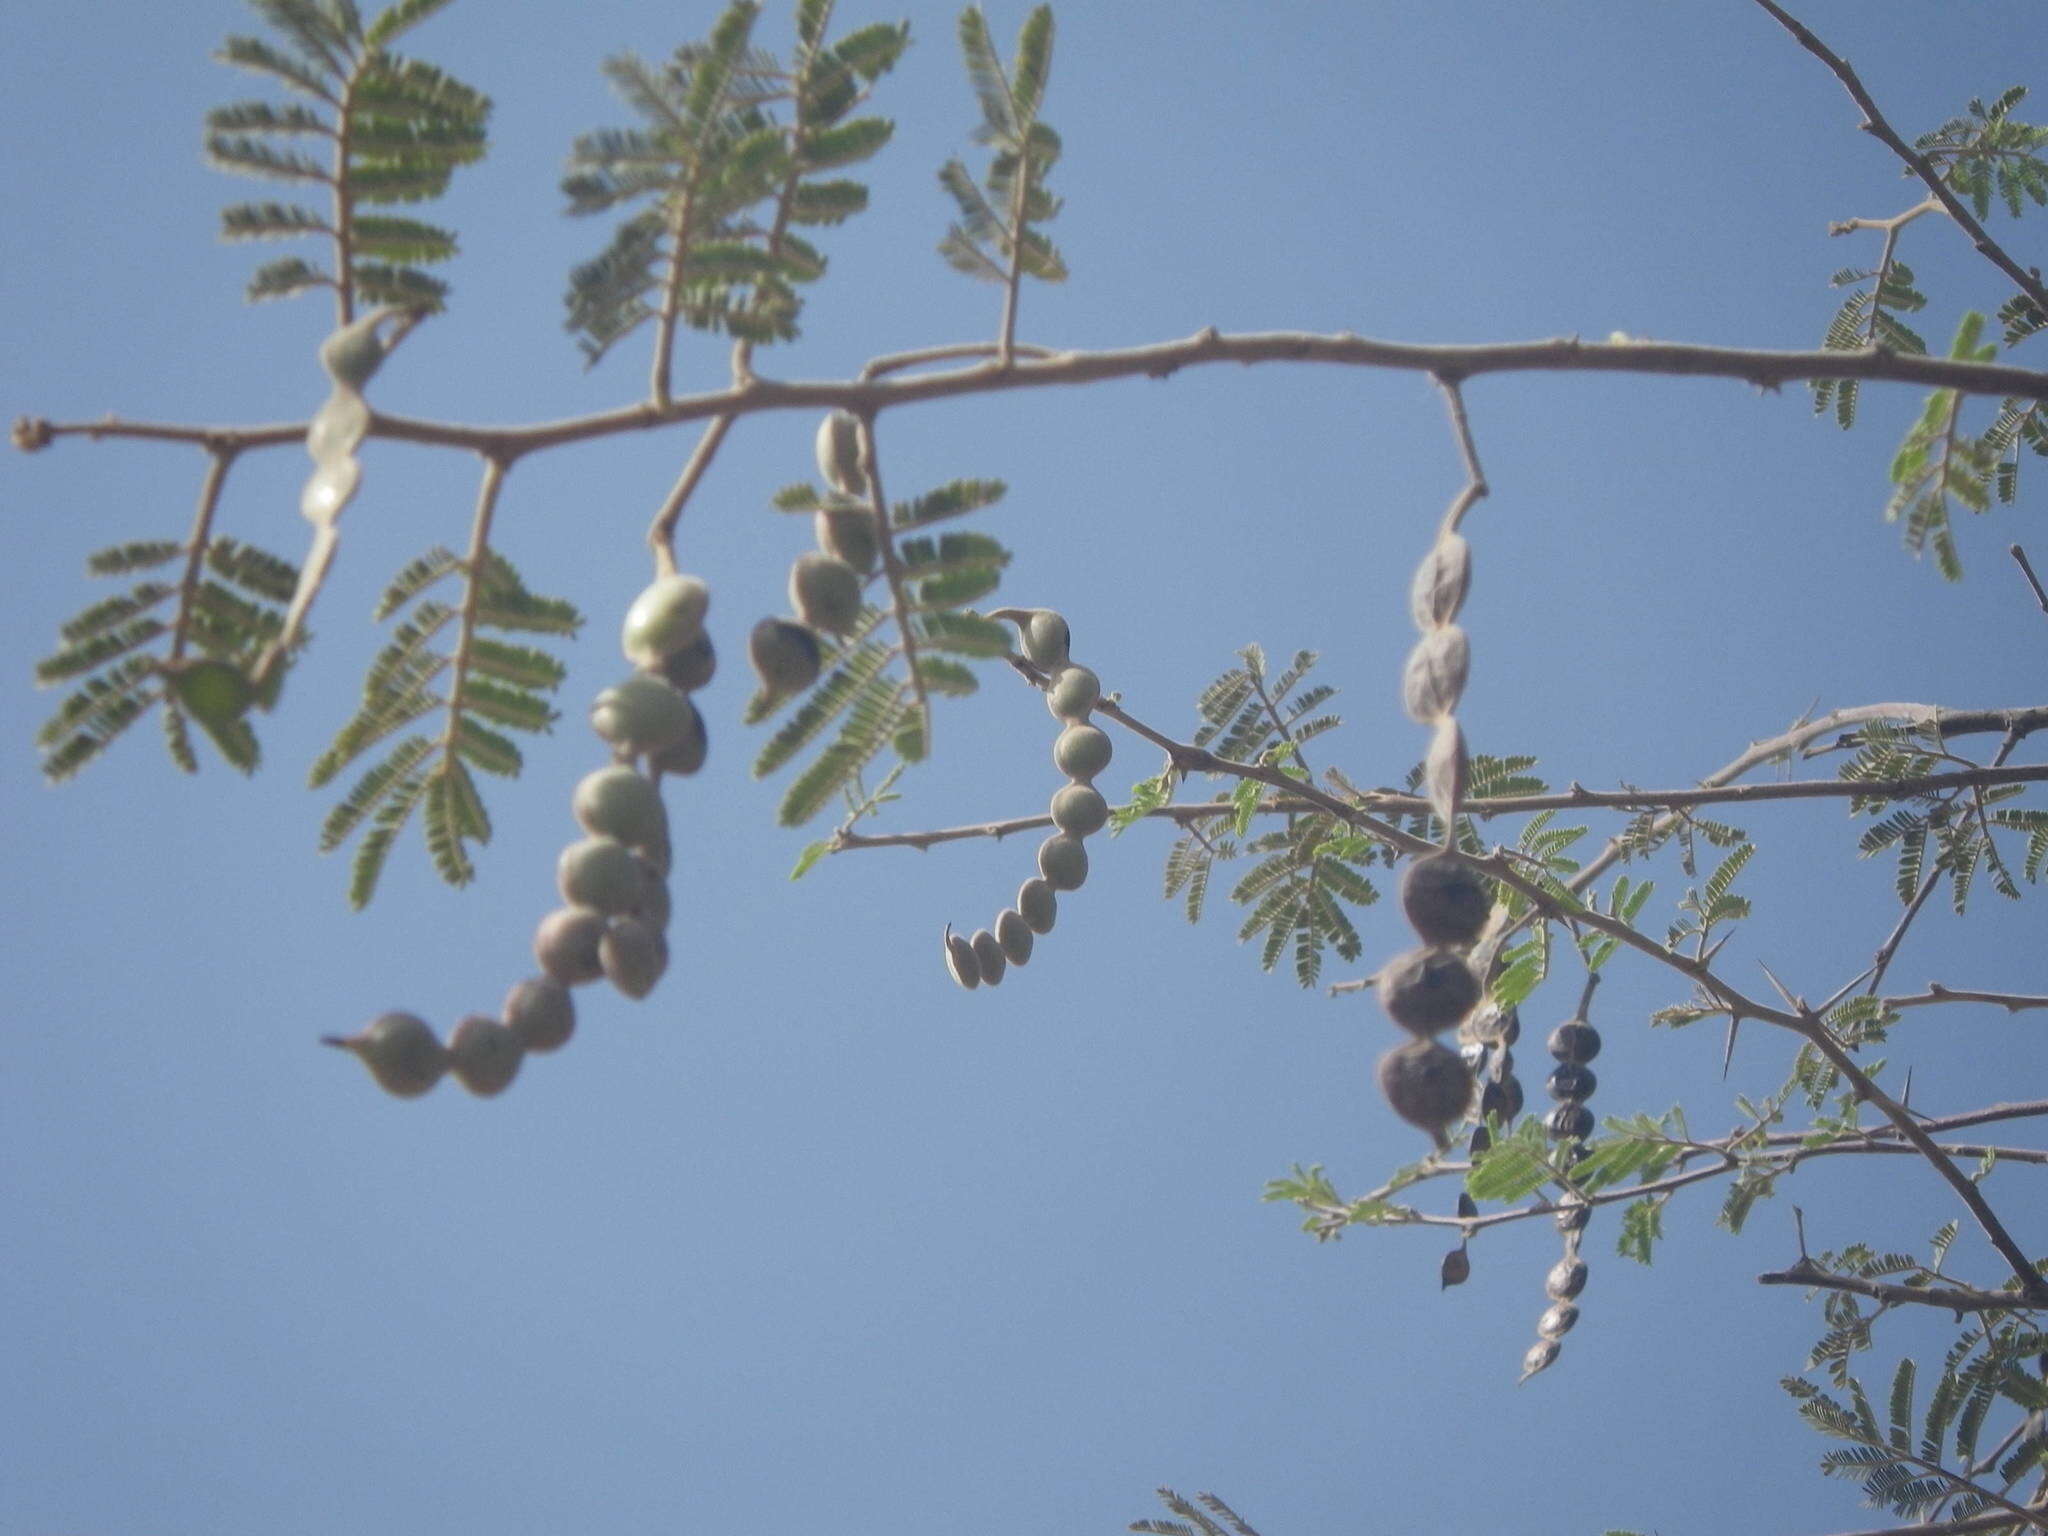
621, 575, 711, 669
995, 909, 1034, 966
322, 1011, 446, 1098
1376, 946, 1482, 1034
601, 916, 667, 1000
1423, 716, 1469, 828
1409, 532, 1472, 631
815, 409, 867, 496
648, 698, 708, 777
449, 1015, 524, 1097
944, 927, 982, 989
632, 857, 671, 931
1469, 1123, 1493, 1156
1045, 665, 1100, 722
789, 551, 863, 634
573, 765, 669, 849
749, 617, 822, 698
1050, 783, 1110, 837
658, 630, 717, 692
1401, 625, 1471, 723
558, 837, 647, 914
1547, 1063, 1597, 1102
1375, 1038, 1475, 1139
503, 977, 576, 1054
1548, 1020, 1602, 1063
1555, 1200, 1592, 1234
1520, 1339, 1560, 1381
1538, 1303, 1580, 1340
1440, 1247, 1472, 1289
1493, 1007, 1522, 1047
814, 503, 878, 575
1053, 723, 1113, 781
1546, 1258, 1589, 1301
993, 606, 1072, 668
1546, 1103, 1594, 1140
317, 311, 389, 389
534, 906, 608, 986
1037, 833, 1089, 892
970, 930, 1007, 986
1480, 1073, 1524, 1122
168, 657, 254, 727
1399, 852, 1491, 947
592, 674, 696, 758
1016, 878, 1058, 935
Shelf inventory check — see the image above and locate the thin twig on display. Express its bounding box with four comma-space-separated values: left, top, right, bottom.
2014, 545, 2048, 618
440, 453, 510, 771
1433, 374, 1488, 536
646, 415, 735, 577
855, 412, 932, 752
1759, 1259, 2036, 1314
166, 447, 237, 664
1881, 985, 2048, 1015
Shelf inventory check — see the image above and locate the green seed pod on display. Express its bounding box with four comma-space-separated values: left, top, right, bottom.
1022, 609, 1071, 668
601, 915, 668, 1000
503, 977, 576, 1053
1401, 625, 1471, 723
815, 409, 867, 497
1377, 945, 1482, 1034
321, 1011, 446, 1099
789, 551, 863, 634
621, 574, 711, 669
647, 697, 708, 777
814, 503, 878, 575
449, 1014, 524, 1097
557, 836, 646, 914
573, 765, 669, 849
1037, 833, 1089, 892
970, 929, 1007, 986
317, 311, 388, 390
1053, 723, 1113, 781
1045, 665, 1100, 722
1016, 877, 1058, 935
1375, 1037, 1475, 1140
533, 906, 608, 986
658, 630, 717, 693
995, 908, 1034, 966
168, 657, 254, 726
1399, 852, 1491, 947
944, 927, 982, 989
1049, 783, 1109, 837
592, 673, 695, 757
749, 617, 823, 698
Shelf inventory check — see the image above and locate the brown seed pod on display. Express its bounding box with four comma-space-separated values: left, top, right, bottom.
321, 1011, 446, 1099
621, 574, 711, 669
1401, 625, 1471, 723
995, 909, 1034, 966
1399, 852, 1491, 947
658, 630, 717, 692
1053, 723, 1113, 781
601, 915, 667, 1000
647, 698, 708, 777
814, 409, 867, 497
1408, 531, 1472, 631
1045, 665, 1100, 722
448, 1014, 524, 1097
591, 673, 696, 757
944, 927, 982, 989
1375, 1038, 1475, 1139
970, 929, 1007, 986
533, 906, 608, 986
573, 765, 669, 849
503, 977, 576, 1054
1037, 833, 1089, 892
557, 836, 647, 914
1016, 878, 1058, 935
748, 617, 822, 698
1423, 716, 1469, 828
788, 551, 863, 635
1376, 945, 1482, 1034
1049, 783, 1110, 837
814, 502, 878, 575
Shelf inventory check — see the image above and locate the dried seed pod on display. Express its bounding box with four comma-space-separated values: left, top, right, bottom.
1493, 1007, 1522, 1047
995, 909, 1034, 966
814, 503, 878, 575
573, 765, 669, 849
621, 574, 711, 668
1546, 1257, 1589, 1301
647, 697, 708, 777
322, 1011, 446, 1098
557, 836, 647, 914
1401, 625, 1471, 722
1037, 833, 1089, 892
1520, 1339, 1561, 1381
1480, 1073, 1524, 1122
815, 409, 867, 496
658, 630, 717, 692
1053, 723, 1113, 781
1555, 1201, 1592, 1234
1409, 531, 1472, 631
1547, 1063, 1597, 1102
534, 906, 608, 986
748, 617, 822, 698
601, 916, 667, 1000
1399, 852, 1491, 947
1538, 1303, 1580, 1340
944, 927, 982, 989
970, 929, 1007, 986
1423, 716, 1469, 828
503, 977, 576, 1054
1045, 665, 1100, 722
788, 551, 863, 634
1469, 1122, 1493, 1155
1016, 878, 1058, 935
1376, 946, 1482, 1034
1548, 1019, 1602, 1063
591, 674, 695, 757
1376, 1038, 1475, 1139
1546, 1103, 1595, 1140
448, 1015, 523, 1097
1440, 1247, 1472, 1289
1049, 783, 1110, 837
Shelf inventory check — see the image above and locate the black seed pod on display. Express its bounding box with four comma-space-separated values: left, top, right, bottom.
1494, 1007, 1522, 1047
1548, 1019, 1602, 1063
1547, 1063, 1597, 1102
1546, 1258, 1589, 1301
749, 617, 822, 698
1377, 946, 1482, 1034
1480, 1073, 1524, 1122
1399, 852, 1492, 947
1468, 1123, 1493, 1155
1546, 1103, 1594, 1140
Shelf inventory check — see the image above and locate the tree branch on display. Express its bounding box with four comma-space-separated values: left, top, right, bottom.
1759, 1258, 2038, 1315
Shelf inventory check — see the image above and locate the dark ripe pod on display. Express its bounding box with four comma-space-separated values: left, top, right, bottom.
1520, 1339, 1560, 1381
1440, 1247, 1471, 1289
503, 977, 576, 1054
658, 630, 717, 693
1548, 1019, 1602, 1063
1468, 1123, 1493, 1156
814, 504, 879, 576
534, 906, 608, 986
1555, 1201, 1592, 1234
995, 909, 1034, 966
1050, 783, 1110, 837
1480, 1072, 1525, 1122
601, 916, 667, 1001
1376, 946, 1482, 1034
648, 698, 708, 776
749, 617, 823, 698
322, 1011, 446, 1098
1409, 531, 1472, 631
621, 575, 711, 669
1053, 723, 1113, 781
970, 930, 1007, 987
1376, 1038, 1475, 1139
573, 765, 669, 848
1494, 1007, 1522, 1047
1547, 1063, 1597, 1103
592, 673, 695, 757
1538, 1303, 1580, 1340
1045, 665, 1100, 722
1016, 878, 1058, 935
448, 1015, 524, 1097
1546, 1103, 1595, 1141
1401, 624, 1471, 723
815, 409, 867, 497
789, 551, 863, 635
1037, 833, 1089, 892
1546, 1257, 1589, 1301
944, 928, 982, 990
557, 836, 647, 914
1399, 853, 1491, 947
1456, 1192, 1479, 1219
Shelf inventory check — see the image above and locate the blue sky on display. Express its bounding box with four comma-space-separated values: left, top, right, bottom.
3, 3, 2044, 1535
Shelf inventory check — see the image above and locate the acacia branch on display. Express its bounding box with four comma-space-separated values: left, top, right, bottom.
855, 413, 932, 751
167, 448, 237, 664
646, 415, 734, 577
1882, 985, 2048, 1015
1758, 1258, 2038, 1315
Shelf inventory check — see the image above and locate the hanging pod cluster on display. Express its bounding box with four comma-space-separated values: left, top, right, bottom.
1519, 999, 1605, 1381
748, 410, 878, 702
326, 572, 714, 1098
941, 608, 1109, 990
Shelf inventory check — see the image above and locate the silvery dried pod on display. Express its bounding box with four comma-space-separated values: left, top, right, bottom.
815, 409, 867, 496
1423, 716, 1469, 829
1049, 783, 1110, 838
1538, 1303, 1580, 1340
1016, 878, 1058, 935
1376, 1038, 1474, 1141
749, 617, 823, 699
1376, 946, 1483, 1034
970, 930, 1007, 986
1037, 833, 1089, 891
322, 1011, 446, 1098
1546, 1257, 1589, 1301
503, 977, 576, 1054
1520, 1339, 1561, 1381
573, 764, 669, 848
1408, 531, 1472, 631
995, 909, 1034, 966
1401, 624, 1471, 723
533, 906, 608, 986
1053, 723, 1113, 781
944, 927, 982, 989
1554, 1200, 1592, 1234
621, 574, 711, 668
449, 1014, 524, 1097
1045, 665, 1100, 722
788, 551, 863, 635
